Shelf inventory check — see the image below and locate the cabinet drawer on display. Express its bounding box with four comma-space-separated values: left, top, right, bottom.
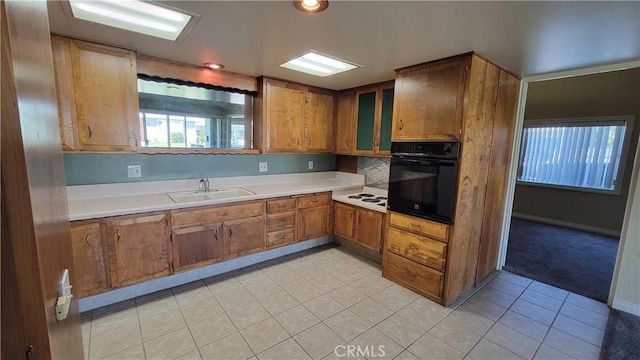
383, 251, 443, 303
267, 198, 296, 214
267, 229, 296, 249
297, 193, 332, 208
267, 213, 296, 232
386, 227, 447, 271
172, 201, 264, 227
388, 212, 449, 242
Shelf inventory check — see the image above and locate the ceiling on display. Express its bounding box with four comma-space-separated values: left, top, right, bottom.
47, 1, 640, 91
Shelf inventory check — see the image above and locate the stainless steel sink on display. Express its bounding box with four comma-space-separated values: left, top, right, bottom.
167, 187, 255, 203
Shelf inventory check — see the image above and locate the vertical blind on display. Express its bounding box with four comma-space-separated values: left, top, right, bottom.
518, 120, 628, 191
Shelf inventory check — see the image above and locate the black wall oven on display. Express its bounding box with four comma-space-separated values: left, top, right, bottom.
388, 142, 460, 224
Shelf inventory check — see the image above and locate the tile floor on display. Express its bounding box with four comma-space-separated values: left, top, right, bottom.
81, 245, 610, 360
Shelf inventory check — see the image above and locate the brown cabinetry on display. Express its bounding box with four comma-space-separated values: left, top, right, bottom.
392, 55, 468, 141
171, 201, 266, 262
385, 52, 520, 305
266, 198, 297, 249
51, 36, 139, 152
255, 77, 335, 153
171, 224, 223, 272
105, 212, 171, 287
334, 81, 394, 156
297, 193, 332, 241
383, 212, 449, 303
70, 222, 109, 298
333, 202, 384, 252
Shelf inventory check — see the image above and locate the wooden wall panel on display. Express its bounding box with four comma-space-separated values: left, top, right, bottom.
476, 71, 520, 282
444, 55, 500, 304
1, 0, 83, 358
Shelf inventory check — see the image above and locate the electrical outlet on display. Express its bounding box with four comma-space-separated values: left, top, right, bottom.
127, 165, 142, 178
259, 162, 268, 172
308, 160, 314, 170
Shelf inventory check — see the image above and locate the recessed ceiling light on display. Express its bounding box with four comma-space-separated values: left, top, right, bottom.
204, 63, 225, 70
292, 0, 329, 13
66, 0, 200, 41
280, 51, 359, 77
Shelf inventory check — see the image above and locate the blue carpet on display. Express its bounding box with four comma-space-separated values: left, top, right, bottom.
503, 218, 619, 303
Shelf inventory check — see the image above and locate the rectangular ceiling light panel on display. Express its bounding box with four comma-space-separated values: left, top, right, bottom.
280, 51, 359, 77
68, 0, 198, 41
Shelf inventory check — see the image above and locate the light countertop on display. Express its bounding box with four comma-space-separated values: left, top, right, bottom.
67, 172, 365, 221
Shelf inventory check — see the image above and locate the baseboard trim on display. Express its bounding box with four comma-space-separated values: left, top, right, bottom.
612, 298, 640, 316
511, 212, 621, 237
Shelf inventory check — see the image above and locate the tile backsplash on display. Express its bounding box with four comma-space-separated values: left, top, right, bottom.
357, 157, 390, 189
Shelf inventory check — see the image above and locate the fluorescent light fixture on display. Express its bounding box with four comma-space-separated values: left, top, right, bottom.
67, 0, 199, 41
280, 51, 359, 77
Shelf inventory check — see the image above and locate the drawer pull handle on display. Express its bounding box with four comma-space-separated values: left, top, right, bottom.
406, 270, 417, 278
87, 126, 93, 139
399, 119, 404, 130
228, 228, 232, 237
85, 233, 91, 247
116, 230, 121, 242
409, 223, 421, 228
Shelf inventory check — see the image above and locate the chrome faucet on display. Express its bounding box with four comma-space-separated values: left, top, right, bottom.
199, 177, 210, 192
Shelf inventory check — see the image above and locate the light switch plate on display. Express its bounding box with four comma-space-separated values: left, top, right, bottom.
259, 162, 268, 172
127, 165, 142, 178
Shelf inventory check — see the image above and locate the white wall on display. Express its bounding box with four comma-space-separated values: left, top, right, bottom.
610, 140, 640, 315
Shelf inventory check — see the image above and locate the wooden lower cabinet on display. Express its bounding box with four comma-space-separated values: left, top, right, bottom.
172, 223, 223, 272
70, 222, 109, 298
266, 198, 297, 249
383, 211, 449, 304
333, 202, 383, 252
224, 216, 266, 259
383, 251, 444, 303
105, 212, 171, 287
297, 193, 332, 241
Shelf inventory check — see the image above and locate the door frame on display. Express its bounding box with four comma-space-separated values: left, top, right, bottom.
496, 60, 640, 303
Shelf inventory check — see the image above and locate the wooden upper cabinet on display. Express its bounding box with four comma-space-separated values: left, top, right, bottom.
263, 79, 305, 152
349, 81, 394, 156
392, 55, 469, 141
334, 91, 355, 154
256, 77, 335, 153
305, 89, 335, 153
70, 222, 109, 298
105, 212, 171, 287
51, 36, 139, 152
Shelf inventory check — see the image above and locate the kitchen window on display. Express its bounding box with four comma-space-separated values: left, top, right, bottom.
517, 116, 635, 194
137, 77, 255, 152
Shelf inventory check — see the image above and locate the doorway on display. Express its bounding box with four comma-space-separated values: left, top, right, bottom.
499, 66, 640, 303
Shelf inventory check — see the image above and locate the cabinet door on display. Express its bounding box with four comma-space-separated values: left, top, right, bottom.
354, 90, 377, 154
377, 86, 394, 154
172, 223, 223, 272
355, 209, 383, 252
224, 216, 266, 259
392, 56, 468, 141
70, 222, 109, 298
105, 213, 171, 287
334, 91, 355, 154
297, 205, 331, 241
333, 202, 356, 240
264, 80, 304, 152
69, 39, 139, 151
51, 36, 78, 150
305, 90, 334, 153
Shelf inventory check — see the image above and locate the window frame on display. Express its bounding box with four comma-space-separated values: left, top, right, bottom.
516, 115, 635, 195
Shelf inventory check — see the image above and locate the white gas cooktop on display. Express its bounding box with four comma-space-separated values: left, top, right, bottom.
333, 186, 388, 213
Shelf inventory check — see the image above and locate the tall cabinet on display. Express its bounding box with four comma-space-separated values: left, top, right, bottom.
383, 53, 520, 305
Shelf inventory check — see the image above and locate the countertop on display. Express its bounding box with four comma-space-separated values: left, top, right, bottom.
67, 172, 365, 221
